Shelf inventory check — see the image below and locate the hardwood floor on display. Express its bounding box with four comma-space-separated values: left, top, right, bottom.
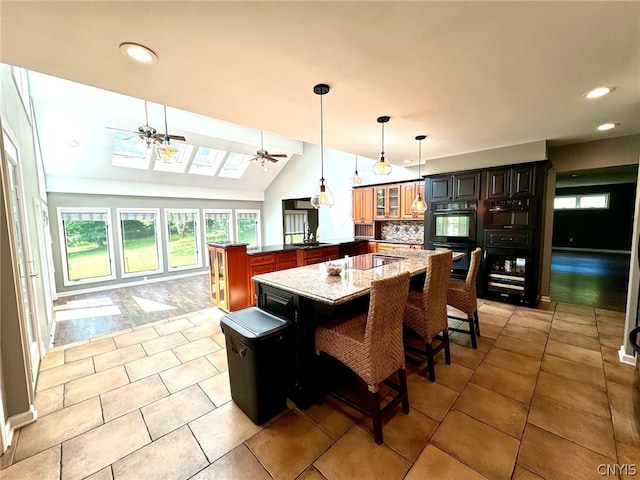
550, 250, 631, 312
53, 274, 212, 346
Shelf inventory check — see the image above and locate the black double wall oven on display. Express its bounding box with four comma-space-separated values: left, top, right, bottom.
482, 198, 539, 307
427, 200, 478, 281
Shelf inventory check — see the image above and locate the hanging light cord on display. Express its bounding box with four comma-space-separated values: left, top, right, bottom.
418, 139, 421, 178
320, 92, 325, 181
381, 121, 385, 157
355, 155, 359, 174
163, 106, 169, 142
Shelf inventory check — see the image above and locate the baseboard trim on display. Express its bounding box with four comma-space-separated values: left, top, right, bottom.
6, 405, 37, 445
539, 295, 552, 303
618, 345, 637, 366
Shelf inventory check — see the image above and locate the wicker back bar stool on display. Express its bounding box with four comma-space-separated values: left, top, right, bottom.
402, 250, 453, 382
446, 247, 482, 348
315, 271, 411, 445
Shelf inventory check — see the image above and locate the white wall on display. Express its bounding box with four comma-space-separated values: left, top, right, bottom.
263, 142, 416, 246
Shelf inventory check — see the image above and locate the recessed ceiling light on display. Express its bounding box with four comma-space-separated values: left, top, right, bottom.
119, 42, 158, 64
66, 140, 80, 148
596, 122, 618, 131
584, 86, 614, 99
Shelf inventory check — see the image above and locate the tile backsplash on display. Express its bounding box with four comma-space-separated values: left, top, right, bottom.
380, 221, 424, 243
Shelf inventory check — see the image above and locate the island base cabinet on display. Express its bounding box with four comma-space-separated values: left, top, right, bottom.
220, 307, 292, 424
256, 282, 369, 410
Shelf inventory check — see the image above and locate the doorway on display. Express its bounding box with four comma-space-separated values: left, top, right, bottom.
550, 165, 638, 311
2, 130, 42, 390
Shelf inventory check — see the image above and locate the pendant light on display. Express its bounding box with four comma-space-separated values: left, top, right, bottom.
155, 105, 180, 163
310, 84, 335, 209
372, 115, 392, 175
410, 135, 428, 215
350, 155, 363, 186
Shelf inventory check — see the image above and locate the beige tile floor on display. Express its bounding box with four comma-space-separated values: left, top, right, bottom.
1, 299, 639, 480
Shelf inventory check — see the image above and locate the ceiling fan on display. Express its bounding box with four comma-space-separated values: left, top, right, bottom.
106, 101, 186, 148
251, 131, 286, 169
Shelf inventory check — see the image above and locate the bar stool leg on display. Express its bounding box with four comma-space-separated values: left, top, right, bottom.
474, 311, 481, 337
399, 369, 409, 414
468, 314, 478, 349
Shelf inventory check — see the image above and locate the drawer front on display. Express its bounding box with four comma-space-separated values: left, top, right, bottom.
485, 230, 531, 248
321, 246, 339, 258
275, 260, 298, 271
275, 251, 297, 263
249, 254, 275, 266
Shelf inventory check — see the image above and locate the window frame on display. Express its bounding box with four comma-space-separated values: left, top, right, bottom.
164, 208, 202, 271
57, 207, 116, 286
116, 208, 164, 278
203, 209, 233, 245
554, 193, 610, 210
235, 209, 262, 249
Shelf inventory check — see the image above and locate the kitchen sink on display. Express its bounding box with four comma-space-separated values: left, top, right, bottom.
291, 242, 330, 248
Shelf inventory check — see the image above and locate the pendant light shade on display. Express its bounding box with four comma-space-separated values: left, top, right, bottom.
350, 155, 363, 186
155, 105, 180, 163
410, 134, 428, 215
310, 84, 335, 209
372, 116, 392, 175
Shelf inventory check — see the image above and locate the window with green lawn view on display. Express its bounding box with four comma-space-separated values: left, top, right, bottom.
58, 208, 115, 284
166, 209, 201, 269
118, 209, 162, 276
236, 209, 261, 248
204, 209, 232, 243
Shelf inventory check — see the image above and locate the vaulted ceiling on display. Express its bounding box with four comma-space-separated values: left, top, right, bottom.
1, 1, 639, 191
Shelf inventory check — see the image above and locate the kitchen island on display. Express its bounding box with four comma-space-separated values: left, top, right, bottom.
252, 249, 463, 408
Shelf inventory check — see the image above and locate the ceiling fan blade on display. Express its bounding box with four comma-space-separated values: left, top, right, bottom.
268, 157, 280, 163
105, 126, 138, 134
269, 154, 287, 158
155, 133, 186, 142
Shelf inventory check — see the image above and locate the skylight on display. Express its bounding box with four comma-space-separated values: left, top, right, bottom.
188, 147, 227, 176
218, 152, 253, 179
111, 133, 152, 170
153, 143, 194, 173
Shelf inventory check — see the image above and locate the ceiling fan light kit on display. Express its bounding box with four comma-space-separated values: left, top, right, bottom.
410, 134, 428, 215
372, 115, 392, 175
154, 105, 183, 163
251, 130, 286, 171
310, 83, 335, 209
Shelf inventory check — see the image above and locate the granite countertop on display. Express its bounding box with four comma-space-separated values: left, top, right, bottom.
252, 249, 464, 306
246, 238, 365, 255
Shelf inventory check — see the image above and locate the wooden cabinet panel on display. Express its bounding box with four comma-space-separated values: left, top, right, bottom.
428, 173, 479, 202
274, 250, 297, 271
485, 165, 536, 199
428, 175, 451, 202
374, 184, 401, 219
249, 253, 275, 267
352, 187, 374, 223
453, 172, 481, 200
402, 181, 425, 218
249, 263, 275, 306
208, 244, 249, 313
511, 165, 536, 197
322, 246, 340, 262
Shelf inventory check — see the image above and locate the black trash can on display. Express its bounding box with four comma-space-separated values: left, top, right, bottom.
220, 307, 291, 424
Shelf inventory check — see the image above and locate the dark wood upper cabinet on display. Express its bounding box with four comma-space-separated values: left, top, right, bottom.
428, 172, 480, 202
486, 165, 536, 199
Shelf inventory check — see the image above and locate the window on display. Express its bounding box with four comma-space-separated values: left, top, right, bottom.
11, 66, 31, 121
554, 193, 609, 210
111, 133, 152, 170
58, 208, 115, 285
117, 209, 162, 276
204, 209, 232, 244
284, 210, 307, 245
189, 147, 227, 176
153, 143, 194, 173
236, 210, 261, 249
165, 209, 201, 269
218, 152, 253, 179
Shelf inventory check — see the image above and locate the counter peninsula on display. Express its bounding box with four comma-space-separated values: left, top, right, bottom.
252, 249, 464, 408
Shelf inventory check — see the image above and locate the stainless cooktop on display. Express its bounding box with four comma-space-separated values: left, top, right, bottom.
346, 254, 403, 271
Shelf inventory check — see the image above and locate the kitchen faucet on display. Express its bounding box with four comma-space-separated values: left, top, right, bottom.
303, 222, 314, 243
